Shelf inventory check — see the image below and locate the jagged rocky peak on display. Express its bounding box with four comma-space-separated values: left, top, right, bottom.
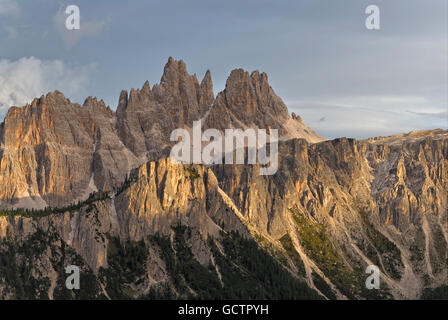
291, 112, 302, 123
152, 57, 214, 120
83, 95, 108, 108
83, 96, 114, 116
159, 56, 189, 87
205, 66, 324, 143
116, 82, 154, 114
201, 69, 213, 89
116, 56, 321, 146
0, 57, 323, 210
116, 89, 129, 112
2, 90, 86, 144
115, 57, 216, 159
225, 68, 286, 119
198, 69, 214, 114
117, 57, 214, 118
34, 90, 70, 105
8, 90, 75, 117
0, 57, 324, 209
131, 81, 154, 103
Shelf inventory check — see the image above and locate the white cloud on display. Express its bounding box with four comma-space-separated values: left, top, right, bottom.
53, 6, 110, 48
0, 57, 95, 118
0, 0, 19, 16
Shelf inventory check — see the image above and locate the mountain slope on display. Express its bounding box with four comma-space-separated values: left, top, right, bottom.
0, 130, 446, 299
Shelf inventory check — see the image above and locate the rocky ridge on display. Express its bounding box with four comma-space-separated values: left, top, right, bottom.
0, 57, 323, 209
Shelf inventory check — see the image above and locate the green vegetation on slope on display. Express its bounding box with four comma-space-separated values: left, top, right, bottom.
148, 225, 223, 299
0, 191, 110, 218
148, 226, 321, 299
421, 285, 448, 300
99, 235, 148, 299
209, 230, 321, 299
429, 223, 448, 275
358, 209, 404, 280
311, 272, 337, 300
279, 233, 306, 276
0, 228, 103, 300
289, 206, 391, 299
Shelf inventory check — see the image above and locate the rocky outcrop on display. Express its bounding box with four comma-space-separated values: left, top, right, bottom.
364, 130, 447, 231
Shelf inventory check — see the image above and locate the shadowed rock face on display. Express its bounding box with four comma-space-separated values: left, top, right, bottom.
0, 58, 446, 300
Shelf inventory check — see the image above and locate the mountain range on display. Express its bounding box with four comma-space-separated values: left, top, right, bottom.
0, 58, 446, 300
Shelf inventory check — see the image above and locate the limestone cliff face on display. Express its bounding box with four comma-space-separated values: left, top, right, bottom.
0, 158, 251, 269
0, 158, 254, 299
0, 57, 323, 208
365, 130, 447, 231
0, 92, 141, 208
210, 131, 447, 299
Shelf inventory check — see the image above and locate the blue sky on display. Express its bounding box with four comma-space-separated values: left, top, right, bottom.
0, 0, 446, 139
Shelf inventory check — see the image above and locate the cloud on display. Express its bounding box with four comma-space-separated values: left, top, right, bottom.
287, 91, 447, 139
406, 110, 448, 119
312, 95, 444, 115
0, 57, 95, 119
289, 101, 447, 140
53, 6, 110, 48
0, 0, 19, 16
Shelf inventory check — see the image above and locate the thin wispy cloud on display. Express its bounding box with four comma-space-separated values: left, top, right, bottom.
407, 110, 448, 119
